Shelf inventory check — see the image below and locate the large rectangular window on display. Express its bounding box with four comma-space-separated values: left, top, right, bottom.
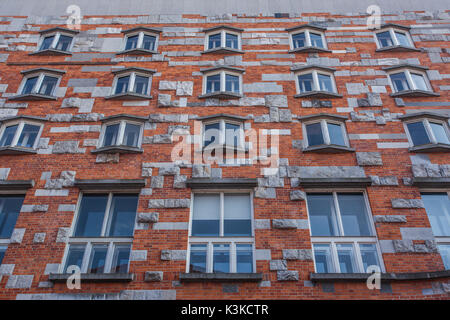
405, 119, 450, 147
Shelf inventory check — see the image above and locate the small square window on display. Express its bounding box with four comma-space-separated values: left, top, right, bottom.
111, 71, 152, 97
390, 72, 410, 92
206, 74, 221, 93
0, 195, 24, 239
289, 26, 328, 51
294, 68, 338, 97
202, 119, 244, 150
125, 35, 139, 50
292, 32, 306, 48
376, 31, 393, 47
375, 27, 414, 49
204, 28, 242, 52
0, 120, 43, 150
115, 76, 131, 94
387, 67, 434, 95
297, 73, 314, 93
100, 120, 143, 150
142, 35, 156, 51
208, 33, 222, 49
303, 118, 349, 150
405, 118, 450, 148
22, 77, 39, 95
225, 74, 240, 93
225, 33, 238, 49
19, 72, 62, 97
121, 29, 159, 53
37, 31, 74, 53
309, 32, 324, 48
40, 36, 55, 51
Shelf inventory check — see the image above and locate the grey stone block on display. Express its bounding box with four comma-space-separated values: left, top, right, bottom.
10, 228, 25, 243
287, 166, 366, 178
356, 152, 383, 166
254, 219, 270, 229
273, 219, 297, 229
52, 141, 85, 154
282, 249, 313, 260
21, 204, 49, 212
258, 176, 284, 188
0, 264, 15, 275
290, 190, 306, 200
142, 167, 152, 177
176, 81, 193, 96
254, 187, 276, 199
400, 227, 434, 240
130, 250, 147, 261
393, 240, 415, 253
148, 199, 190, 208
151, 176, 164, 188
33, 232, 46, 243
6, 275, 33, 289
96, 153, 119, 163
391, 199, 424, 208
160, 250, 186, 261
265, 95, 288, 108
270, 260, 287, 271
277, 271, 298, 281
44, 263, 60, 275
173, 175, 187, 188
374, 215, 407, 223
192, 164, 211, 178
158, 166, 179, 176
56, 227, 70, 243
137, 212, 159, 223
144, 271, 163, 282
0, 168, 11, 180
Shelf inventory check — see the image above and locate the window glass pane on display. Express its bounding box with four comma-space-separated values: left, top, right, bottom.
376, 31, 393, 47
111, 245, 131, 273
125, 35, 139, 50
208, 33, 221, 49
213, 244, 230, 273
421, 193, 450, 237
390, 72, 410, 92
40, 35, 55, 50
313, 244, 334, 273
307, 193, 338, 236
133, 75, 149, 95
305, 122, 324, 146
410, 73, 428, 91
407, 121, 430, 146
225, 74, 239, 92
64, 245, 85, 273
115, 76, 130, 94
0, 125, 18, 147
74, 194, 108, 237
55, 35, 72, 51
189, 244, 207, 273
142, 35, 156, 51
103, 123, 120, 147
438, 244, 450, 270
360, 244, 380, 272
225, 123, 240, 148
292, 32, 306, 48
206, 74, 221, 93
22, 76, 38, 94
310, 32, 324, 48
297, 73, 314, 93
0, 246, 6, 264
224, 194, 251, 236
16, 124, 40, 148
88, 244, 108, 274
38, 76, 58, 96
0, 196, 24, 238
430, 122, 450, 144
236, 244, 253, 273
225, 33, 238, 49
204, 122, 220, 147
123, 123, 141, 147
327, 122, 346, 146
107, 194, 138, 237
394, 31, 410, 47
192, 194, 220, 236
337, 244, 357, 273
318, 73, 333, 92
337, 193, 372, 236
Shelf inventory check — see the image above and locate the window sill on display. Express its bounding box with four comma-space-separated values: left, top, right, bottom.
310, 270, 450, 282
29, 49, 72, 56
91, 145, 144, 154
289, 46, 331, 53
296, 177, 372, 188
0, 179, 34, 190
201, 47, 244, 54
104, 93, 153, 100
409, 143, 450, 153
412, 177, 450, 188
198, 92, 243, 99
0, 146, 37, 155
186, 178, 258, 189
48, 273, 134, 283
8, 93, 57, 101
375, 45, 421, 53
179, 273, 263, 282
116, 49, 158, 55
294, 91, 342, 99
302, 144, 355, 153
390, 90, 440, 98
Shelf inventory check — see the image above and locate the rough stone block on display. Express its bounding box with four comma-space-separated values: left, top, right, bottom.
137, 212, 159, 223
391, 199, 424, 208
270, 260, 287, 271
356, 152, 382, 166
290, 190, 306, 200
277, 271, 298, 281
33, 232, 46, 243
144, 271, 163, 282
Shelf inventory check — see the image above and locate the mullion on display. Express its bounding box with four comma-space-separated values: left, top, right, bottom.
100, 193, 113, 236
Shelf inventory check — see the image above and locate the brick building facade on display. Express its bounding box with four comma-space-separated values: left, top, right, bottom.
0, 2, 449, 300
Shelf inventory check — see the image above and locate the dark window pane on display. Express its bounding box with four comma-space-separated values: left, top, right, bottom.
318, 73, 333, 92
115, 76, 130, 94
74, 194, 108, 237
307, 193, 338, 236
38, 76, 58, 96
125, 35, 139, 50
411, 73, 428, 91
40, 36, 55, 50
292, 32, 306, 48
204, 122, 220, 147
337, 244, 356, 273
213, 244, 230, 273
407, 121, 430, 146
206, 74, 221, 93
0, 125, 18, 147
313, 244, 334, 273
225, 123, 240, 148
123, 123, 141, 147
0, 196, 24, 238
64, 245, 85, 272
337, 193, 372, 236
236, 244, 253, 273
17, 124, 40, 148
224, 194, 251, 236
376, 31, 393, 47
142, 35, 156, 51
103, 123, 120, 146
360, 244, 380, 272
225, 33, 238, 49
111, 245, 131, 273
107, 194, 138, 237
310, 32, 324, 48
208, 33, 221, 49
55, 35, 72, 51
390, 72, 410, 92
297, 73, 314, 92
0, 247, 6, 264
88, 245, 108, 274
192, 194, 220, 236
225, 74, 239, 92
133, 75, 149, 95
438, 244, 450, 270
430, 122, 450, 144
327, 122, 345, 146
189, 244, 207, 273
422, 193, 450, 237
306, 122, 324, 146
394, 31, 410, 47
22, 77, 38, 94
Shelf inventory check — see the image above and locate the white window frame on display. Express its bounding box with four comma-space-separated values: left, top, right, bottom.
0, 245, 7, 264
37, 31, 75, 52
305, 190, 385, 273
289, 28, 328, 50
122, 31, 159, 52
0, 119, 44, 149
373, 27, 415, 49
0, 192, 27, 249
112, 71, 152, 96
387, 68, 433, 93
403, 117, 450, 147
204, 29, 242, 51
186, 190, 255, 273
202, 118, 245, 150
302, 118, 350, 148
18, 72, 62, 96
59, 192, 138, 274
202, 70, 243, 95
294, 69, 337, 94
98, 119, 144, 149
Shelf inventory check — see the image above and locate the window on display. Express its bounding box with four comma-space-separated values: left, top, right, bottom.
404, 118, 450, 148
421, 193, 450, 269
187, 192, 254, 273
0, 119, 43, 150
306, 192, 384, 273
62, 193, 138, 274
0, 246, 6, 264
0, 195, 25, 239
121, 27, 160, 53
203, 26, 243, 52
287, 24, 328, 52
374, 26, 416, 50
99, 120, 143, 149
203, 118, 244, 150
292, 66, 340, 98
200, 67, 244, 98
302, 118, 350, 149
109, 68, 155, 98
34, 28, 78, 54
384, 66, 436, 96
18, 71, 62, 97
